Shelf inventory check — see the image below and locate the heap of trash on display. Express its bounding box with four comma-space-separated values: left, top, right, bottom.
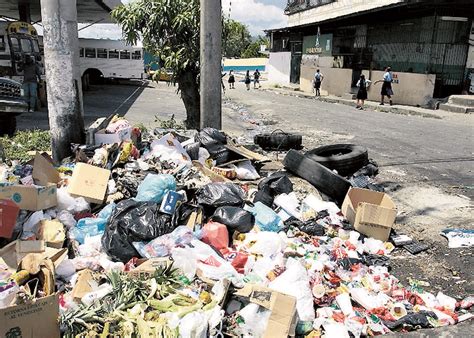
0, 116, 472, 338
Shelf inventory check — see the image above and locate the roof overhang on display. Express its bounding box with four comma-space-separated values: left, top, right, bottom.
0, 0, 122, 23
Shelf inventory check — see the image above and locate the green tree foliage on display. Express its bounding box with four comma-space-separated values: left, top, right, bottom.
222, 18, 252, 58
112, 0, 201, 128
242, 36, 269, 59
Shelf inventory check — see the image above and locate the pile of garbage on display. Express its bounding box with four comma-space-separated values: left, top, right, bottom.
0, 116, 472, 337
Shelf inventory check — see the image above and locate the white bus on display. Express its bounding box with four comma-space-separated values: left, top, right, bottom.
78, 38, 144, 88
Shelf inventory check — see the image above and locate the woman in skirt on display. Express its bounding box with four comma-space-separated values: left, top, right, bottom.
375, 66, 393, 105
356, 74, 371, 110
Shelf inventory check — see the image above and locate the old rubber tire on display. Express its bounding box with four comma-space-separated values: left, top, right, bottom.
0, 116, 16, 137
283, 149, 351, 205
305, 144, 368, 177
254, 132, 302, 151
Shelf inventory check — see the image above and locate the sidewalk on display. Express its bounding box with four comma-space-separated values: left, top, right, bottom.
262, 84, 454, 120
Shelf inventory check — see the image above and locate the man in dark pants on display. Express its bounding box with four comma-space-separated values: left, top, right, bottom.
22, 56, 41, 113
314, 69, 324, 96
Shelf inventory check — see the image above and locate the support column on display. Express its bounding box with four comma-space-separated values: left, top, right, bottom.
200, 0, 222, 129
40, 0, 85, 161
18, 0, 31, 23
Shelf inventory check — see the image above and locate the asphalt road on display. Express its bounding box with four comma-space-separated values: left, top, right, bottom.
19, 81, 473, 197
224, 87, 474, 198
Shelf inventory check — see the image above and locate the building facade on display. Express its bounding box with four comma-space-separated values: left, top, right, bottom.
267, 0, 474, 105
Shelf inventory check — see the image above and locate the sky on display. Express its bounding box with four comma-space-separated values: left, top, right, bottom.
74, 0, 287, 40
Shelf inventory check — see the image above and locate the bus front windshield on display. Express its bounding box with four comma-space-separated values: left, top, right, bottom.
20, 38, 32, 53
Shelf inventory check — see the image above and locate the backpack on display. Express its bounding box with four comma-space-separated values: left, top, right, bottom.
315, 73, 321, 81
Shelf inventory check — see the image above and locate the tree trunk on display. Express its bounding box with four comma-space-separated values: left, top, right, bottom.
177, 69, 200, 129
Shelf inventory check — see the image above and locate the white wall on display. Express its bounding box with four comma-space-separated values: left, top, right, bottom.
467, 22, 474, 69
288, 0, 404, 27
267, 52, 291, 85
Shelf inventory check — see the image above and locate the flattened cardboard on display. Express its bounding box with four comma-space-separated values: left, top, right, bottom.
0, 294, 60, 338
0, 199, 20, 239
192, 161, 230, 183
127, 258, 173, 279
225, 140, 270, 162
235, 284, 297, 338
0, 184, 57, 211
32, 152, 60, 187
341, 188, 397, 242
68, 163, 111, 204
72, 269, 95, 300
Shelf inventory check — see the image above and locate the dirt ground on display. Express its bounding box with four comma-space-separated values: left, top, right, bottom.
223, 98, 473, 300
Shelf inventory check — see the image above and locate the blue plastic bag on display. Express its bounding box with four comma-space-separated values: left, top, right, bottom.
245, 202, 283, 232
71, 203, 116, 244
135, 174, 176, 203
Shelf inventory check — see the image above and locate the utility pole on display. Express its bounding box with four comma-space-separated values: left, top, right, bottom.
200, 0, 222, 129
40, 0, 85, 161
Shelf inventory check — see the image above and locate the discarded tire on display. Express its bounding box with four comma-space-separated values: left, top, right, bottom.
283, 149, 351, 205
305, 144, 368, 177
254, 131, 302, 151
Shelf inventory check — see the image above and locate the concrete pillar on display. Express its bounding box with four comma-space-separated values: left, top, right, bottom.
40, 0, 85, 161
200, 0, 222, 129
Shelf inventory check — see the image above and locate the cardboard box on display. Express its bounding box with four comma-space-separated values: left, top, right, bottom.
32, 152, 61, 187
0, 294, 60, 338
127, 258, 173, 279
68, 163, 111, 204
234, 284, 297, 338
94, 127, 132, 145
72, 269, 96, 300
0, 184, 57, 211
341, 188, 397, 242
0, 199, 20, 239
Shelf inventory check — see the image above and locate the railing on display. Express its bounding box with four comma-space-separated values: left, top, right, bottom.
284, 0, 336, 15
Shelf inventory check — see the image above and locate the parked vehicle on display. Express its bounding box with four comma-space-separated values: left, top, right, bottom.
78, 38, 144, 89
0, 77, 28, 136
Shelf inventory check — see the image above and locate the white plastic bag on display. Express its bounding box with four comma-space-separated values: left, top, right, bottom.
232, 160, 260, 180
269, 257, 315, 321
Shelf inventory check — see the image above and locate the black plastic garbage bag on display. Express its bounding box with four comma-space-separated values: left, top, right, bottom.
195, 128, 230, 165
254, 171, 293, 206
195, 127, 227, 146
284, 217, 326, 236
196, 183, 245, 215
184, 142, 201, 160
383, 311, 437, 330
211, 206, 255, 234
102, 199, 176, 262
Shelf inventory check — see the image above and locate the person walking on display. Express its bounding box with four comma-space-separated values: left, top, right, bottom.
253, 69, 261, 89
355, 74, 371, 110
314, 69, 324, 96
228, 70, 235, 89
375, 66, 393, 105
245, 70, 251, 91
22, 56, 41, 113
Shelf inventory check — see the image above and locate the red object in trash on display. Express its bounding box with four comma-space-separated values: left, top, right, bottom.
0, 199, 20, 239
221, 248, 248, 274
201, 222, 229, 250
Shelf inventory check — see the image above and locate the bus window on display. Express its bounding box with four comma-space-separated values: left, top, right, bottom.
109, 49, 119, 59
0, 36, 5, 51
20, 39, 32, 53
132, 50, 141, 60
79, 48, 84, 57
120, 50, 130, 59
85, 48, 96, 58
10, 37, 20, 52
32, 40, 40, 53
97, 48, 107, 58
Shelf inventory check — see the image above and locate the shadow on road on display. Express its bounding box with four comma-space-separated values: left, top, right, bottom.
16, 80, 147, 131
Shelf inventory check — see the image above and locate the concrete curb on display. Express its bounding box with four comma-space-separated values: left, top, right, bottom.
263, 87, 446, 120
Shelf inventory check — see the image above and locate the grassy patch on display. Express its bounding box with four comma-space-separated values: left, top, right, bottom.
0, 130, 51, 163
